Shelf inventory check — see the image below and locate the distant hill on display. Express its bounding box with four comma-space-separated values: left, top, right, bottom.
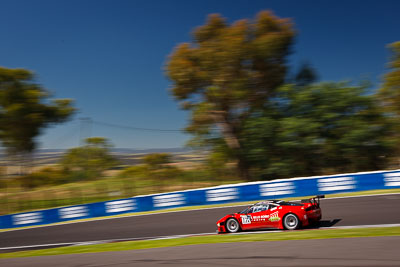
111, 148, 192, 154
0, 147, 206, 167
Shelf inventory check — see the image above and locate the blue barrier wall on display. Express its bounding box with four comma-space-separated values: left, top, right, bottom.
1, 169, 400, 229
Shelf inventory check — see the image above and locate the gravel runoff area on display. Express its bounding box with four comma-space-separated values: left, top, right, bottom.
1, 236, 400, 267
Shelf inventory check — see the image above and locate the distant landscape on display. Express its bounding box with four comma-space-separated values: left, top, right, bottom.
0, 148, 207, 176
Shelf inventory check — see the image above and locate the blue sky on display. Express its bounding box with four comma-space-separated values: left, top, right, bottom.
0, 0, 399, 149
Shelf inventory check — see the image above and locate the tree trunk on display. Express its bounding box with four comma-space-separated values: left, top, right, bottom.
237, 153, 251, 181
211, 111, 251, 181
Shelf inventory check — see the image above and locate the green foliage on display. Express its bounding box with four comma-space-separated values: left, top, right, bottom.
205, 150, 232, 178
294, 62, 318, 86
379, 41, 400, 116
153, 167, 183, 181
61, 137, 118, 180
121, 153, 183, 183
378, 41, 400, 161
142, 153, 171, 170
166, 11, 295, 180
120, 165, 150, 179
0, 67, 75, 155
243, 82, 392, 179
0, 172, 6, 189
19, 167, 69, 189
85, 137, 112, 148
166, 12, 398, 181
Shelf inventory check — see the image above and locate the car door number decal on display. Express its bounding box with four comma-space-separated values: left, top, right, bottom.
241, 215, 251, 224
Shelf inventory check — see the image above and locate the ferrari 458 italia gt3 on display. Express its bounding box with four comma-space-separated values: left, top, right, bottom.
216, 195, 324, 233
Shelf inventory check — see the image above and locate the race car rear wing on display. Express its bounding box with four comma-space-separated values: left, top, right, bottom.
301, 195, 325, 206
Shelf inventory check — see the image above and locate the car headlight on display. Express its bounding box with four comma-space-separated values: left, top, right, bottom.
217, 223, 220, 227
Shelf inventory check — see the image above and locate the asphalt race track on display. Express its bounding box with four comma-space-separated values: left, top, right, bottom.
2, 236, 400, 267
1, 194, 400, 250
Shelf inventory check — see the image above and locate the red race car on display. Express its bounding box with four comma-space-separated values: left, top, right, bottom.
216, 195, 324, 233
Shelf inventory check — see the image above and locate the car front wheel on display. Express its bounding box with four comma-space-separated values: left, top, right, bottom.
226, 218, 240, 233
283, 214, 299, 230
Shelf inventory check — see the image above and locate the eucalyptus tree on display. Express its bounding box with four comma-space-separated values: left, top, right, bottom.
166, 11, 295, 180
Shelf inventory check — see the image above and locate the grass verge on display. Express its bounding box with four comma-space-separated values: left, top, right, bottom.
1, 226, 400, 259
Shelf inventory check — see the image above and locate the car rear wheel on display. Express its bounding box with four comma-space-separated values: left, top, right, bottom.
226, 218, 240, 233
283, 214, 299, 230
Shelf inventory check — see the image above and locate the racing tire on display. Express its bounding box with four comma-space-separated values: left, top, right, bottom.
225, 218, 240, 233
283, 213, 300, 230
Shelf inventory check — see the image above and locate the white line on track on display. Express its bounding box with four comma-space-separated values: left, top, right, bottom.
1, 192, 399, 234
1, 223, 400, 251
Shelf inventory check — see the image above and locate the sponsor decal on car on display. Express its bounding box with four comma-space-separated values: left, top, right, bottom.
250, 214, 269, 222
269, 211, 280, 222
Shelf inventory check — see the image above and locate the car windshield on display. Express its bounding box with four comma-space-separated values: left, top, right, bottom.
240, 204, 269, 214
240, 206, 252, 214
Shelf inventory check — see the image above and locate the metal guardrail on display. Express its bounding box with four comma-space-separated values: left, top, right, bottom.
1, 169, 400, 229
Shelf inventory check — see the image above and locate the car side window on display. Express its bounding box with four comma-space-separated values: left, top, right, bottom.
253, 204, 269, 213
253, 205, 262, 213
